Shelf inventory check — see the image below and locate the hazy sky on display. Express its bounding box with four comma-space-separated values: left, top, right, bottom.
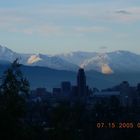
0, 0, 140, 54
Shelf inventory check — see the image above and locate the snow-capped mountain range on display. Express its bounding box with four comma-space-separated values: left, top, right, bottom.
1, 45, 140, 74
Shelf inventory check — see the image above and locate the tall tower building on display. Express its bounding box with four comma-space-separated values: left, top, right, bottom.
61, 81, 71, 95
77, 68, 87, 96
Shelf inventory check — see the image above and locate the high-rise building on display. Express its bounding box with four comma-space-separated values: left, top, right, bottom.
53, 88, 61, 96
120, 81, 131, 107
77, 68, 87, 96
61, 81, 71, 95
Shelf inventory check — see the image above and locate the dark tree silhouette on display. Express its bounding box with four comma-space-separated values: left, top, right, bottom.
0, 59, 30, 139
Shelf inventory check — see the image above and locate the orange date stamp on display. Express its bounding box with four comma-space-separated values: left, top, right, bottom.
96, 122, 140, 129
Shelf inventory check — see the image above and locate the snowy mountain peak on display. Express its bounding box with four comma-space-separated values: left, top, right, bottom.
0, 45, 13, 54
101, 64, 114, 74
0, 45, 6, 53
0, 45, 140, 73
27, 54, 42, 64
0, 45, 19, 62
79, 53, 113, 74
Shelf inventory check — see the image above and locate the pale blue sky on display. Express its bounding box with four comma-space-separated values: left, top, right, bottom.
0, 0, 140, 54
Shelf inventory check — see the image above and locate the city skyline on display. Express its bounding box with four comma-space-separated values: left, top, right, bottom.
0, 0, 140, 54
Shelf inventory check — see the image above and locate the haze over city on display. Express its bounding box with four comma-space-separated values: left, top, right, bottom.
0, 0, 140, 54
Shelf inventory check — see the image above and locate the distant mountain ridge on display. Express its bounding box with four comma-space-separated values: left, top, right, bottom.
0, 45, 79, 71
0, 63, 140, 91
1, 45, 140, 90
1, 45, 140, 74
